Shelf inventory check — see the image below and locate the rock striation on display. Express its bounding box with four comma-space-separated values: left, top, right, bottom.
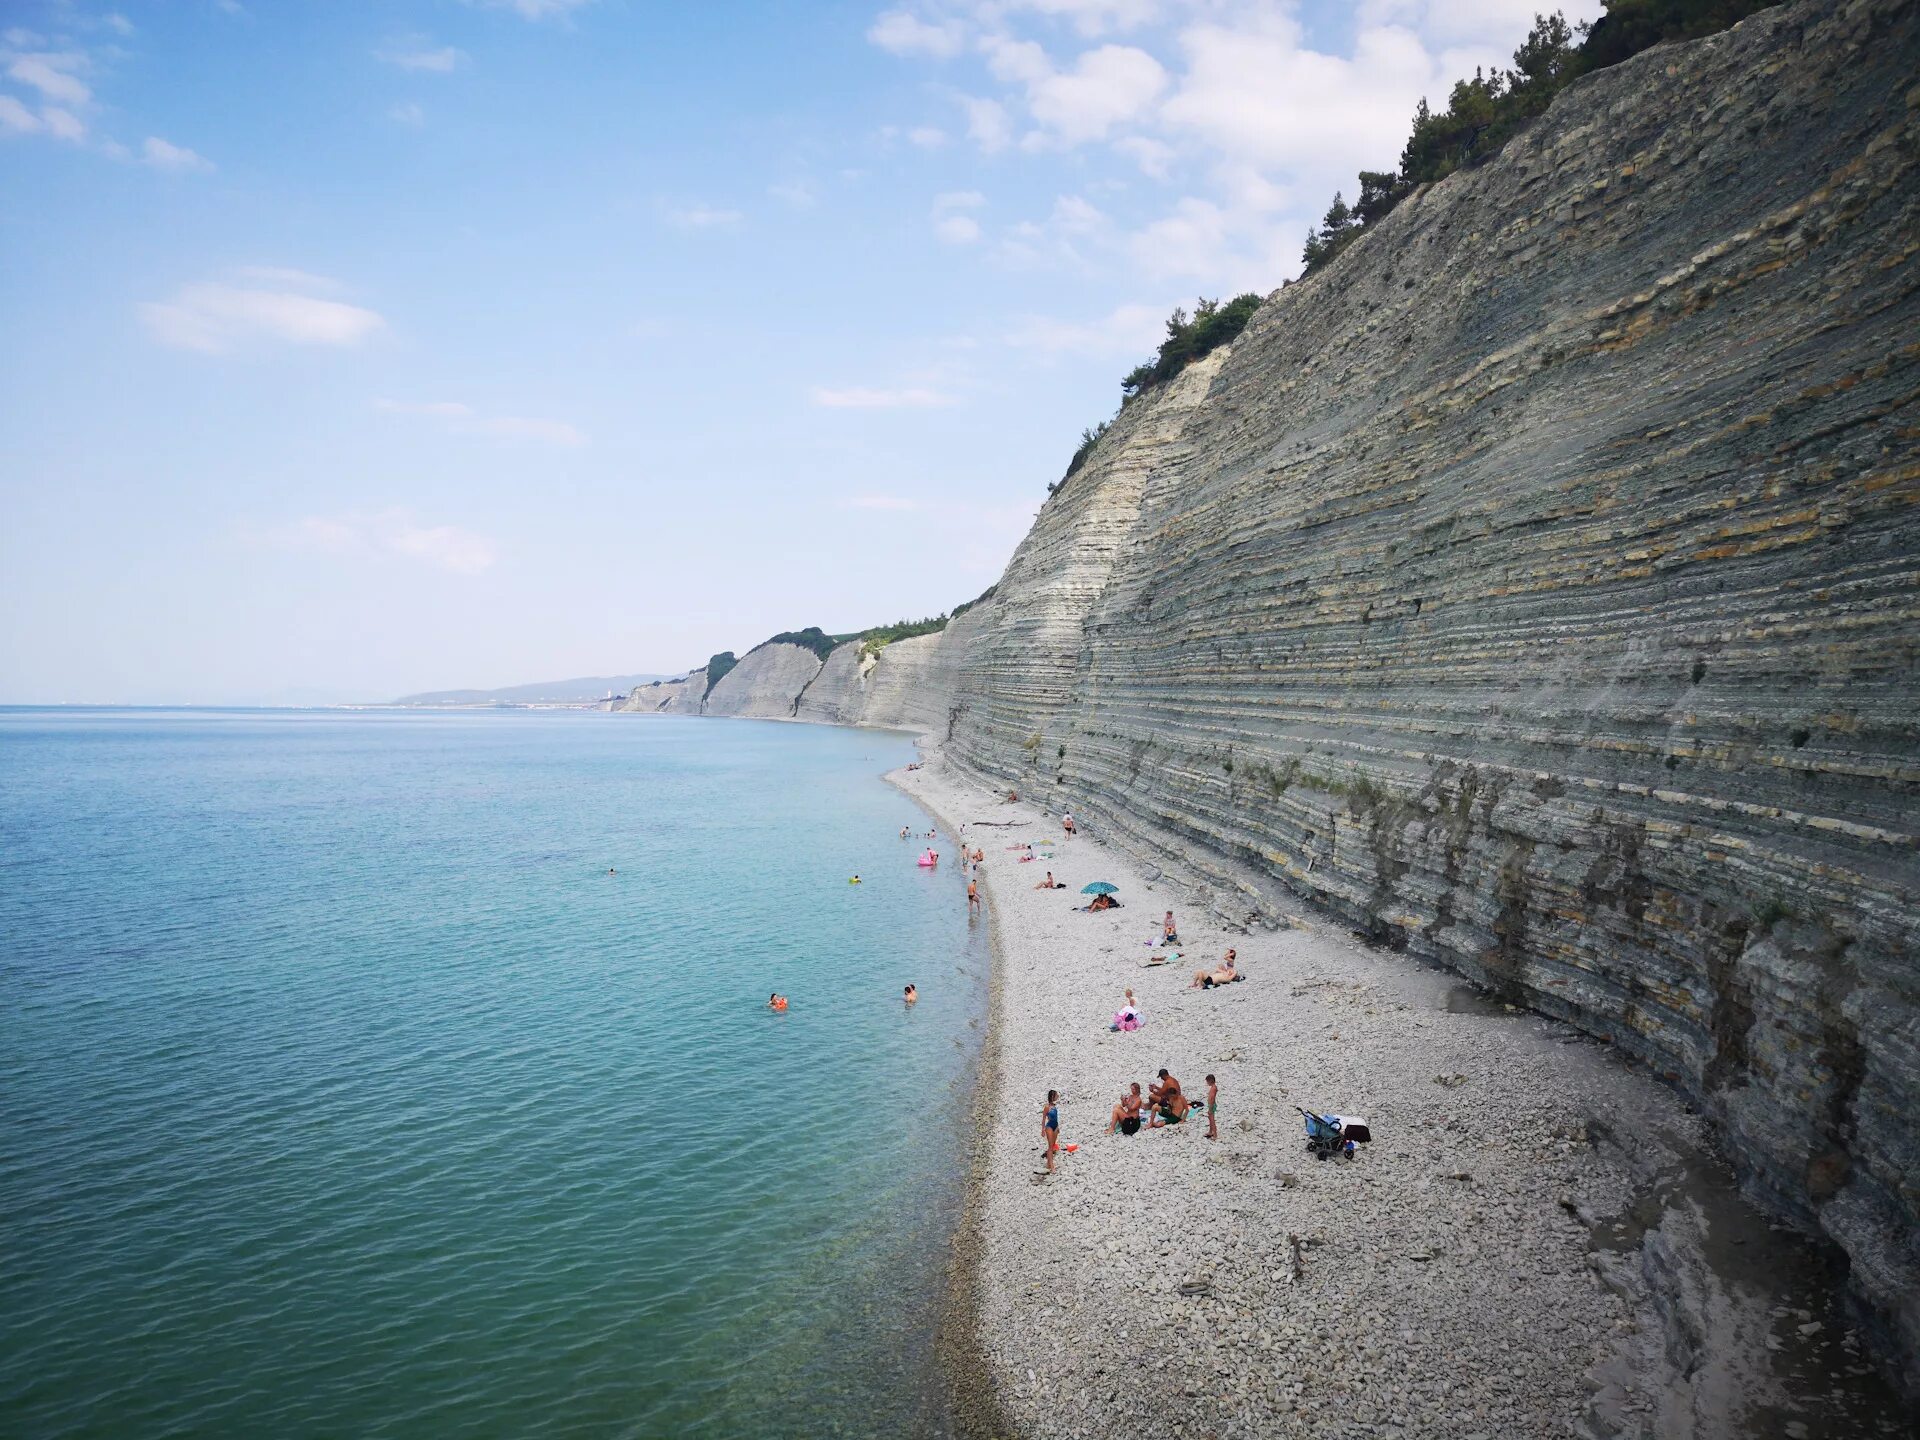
612, 0, 1920, 1379
701, 641, 826, 718
941, 0, 1920, 1384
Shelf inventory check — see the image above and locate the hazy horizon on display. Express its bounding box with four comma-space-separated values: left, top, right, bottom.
1, 0, 1601, 705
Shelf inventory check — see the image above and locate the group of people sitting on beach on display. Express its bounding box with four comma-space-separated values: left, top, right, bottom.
1091, 1069, 1218, 1142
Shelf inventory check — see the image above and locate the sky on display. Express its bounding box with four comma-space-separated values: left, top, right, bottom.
0, 0, 1602, 705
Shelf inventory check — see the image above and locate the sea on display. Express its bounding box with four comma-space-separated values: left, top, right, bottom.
0, 707, 988, 1439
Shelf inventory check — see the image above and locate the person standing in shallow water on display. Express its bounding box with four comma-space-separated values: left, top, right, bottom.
967, 876, 981, 913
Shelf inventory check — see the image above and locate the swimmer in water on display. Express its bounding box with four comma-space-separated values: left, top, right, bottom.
904, 984, 918, 1004
768, 993, 788, 1011
850, 875, 861, 884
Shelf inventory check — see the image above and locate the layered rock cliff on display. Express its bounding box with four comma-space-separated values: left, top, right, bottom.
618, 0, 1919, 1374
946, 0, 1920, 1380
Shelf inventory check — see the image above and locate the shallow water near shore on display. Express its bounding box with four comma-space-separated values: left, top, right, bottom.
0, 708, 986, 1438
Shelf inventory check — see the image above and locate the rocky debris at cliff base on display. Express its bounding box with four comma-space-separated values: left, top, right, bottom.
897, 752, 1911, 1440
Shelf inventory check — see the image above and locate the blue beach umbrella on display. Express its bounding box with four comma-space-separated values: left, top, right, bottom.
1081, 881, 1119, 896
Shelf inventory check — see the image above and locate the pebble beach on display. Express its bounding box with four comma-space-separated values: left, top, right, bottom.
895, 748, 1906, 1440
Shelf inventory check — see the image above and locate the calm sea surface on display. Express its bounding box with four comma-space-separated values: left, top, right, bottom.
0, 708, 986, 1439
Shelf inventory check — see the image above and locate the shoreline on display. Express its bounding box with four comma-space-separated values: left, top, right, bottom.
886, 750, 1018, 1440
890, 741, 1908, 1440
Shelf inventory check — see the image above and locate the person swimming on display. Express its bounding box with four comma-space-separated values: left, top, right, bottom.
768, 993, 788, 1011
904, 984, 918, 1004
849, 875, 861, 884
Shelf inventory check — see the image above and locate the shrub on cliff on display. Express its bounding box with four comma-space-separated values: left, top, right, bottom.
1061, 420, 1111, 486
858, 615, 948, 658
949, 584, 995, 619
1302, 1, 1780, 275
1120, 294, 1264, 401
704, 651, 737, 688
760, 629, 839, 661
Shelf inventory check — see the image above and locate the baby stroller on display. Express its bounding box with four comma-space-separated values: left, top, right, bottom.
1297, 1107, 1371, 1161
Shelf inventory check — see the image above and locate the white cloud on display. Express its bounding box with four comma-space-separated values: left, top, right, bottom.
140, 275, 384, 353
665, 203, 743, 229
1026, 43, 1165, 145
1115, 134, 1173, 179
103, 13, 134, 37
250, 509, 498, 575
868, 10, 965, 58
1000, 0, 1155, 34
1005, 300, 1168, 359
932, 189, 985, 243
935, 214, 982, 244
768, 180, 816, 207
142, 136, 211, 172
7, 52, 89, 105
981, 35, 1051, 86
960, 95, 1011, 152
1161, 18, 1437, 182
376, 398, 586, 446
39, 105, 85, 142
375, 41, 462, 72
907, 125, 948, 147
389, 101, 425, 125
811, 385, 956, 409
1050, 193, 1107, 233
0, 94, 41, 133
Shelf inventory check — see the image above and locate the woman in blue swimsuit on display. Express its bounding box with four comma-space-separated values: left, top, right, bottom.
1041, 1089, 1060, 1173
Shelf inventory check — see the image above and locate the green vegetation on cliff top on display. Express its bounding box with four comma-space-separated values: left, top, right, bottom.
1303, 0, 1782, 275
1055, 0, 1784, 498
736, 586, 1001, 671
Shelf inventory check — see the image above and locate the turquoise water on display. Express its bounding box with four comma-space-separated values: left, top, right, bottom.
0, 709, 986, 1439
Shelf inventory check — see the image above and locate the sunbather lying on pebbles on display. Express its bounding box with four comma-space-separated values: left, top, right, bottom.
1191, 949, 1240, 988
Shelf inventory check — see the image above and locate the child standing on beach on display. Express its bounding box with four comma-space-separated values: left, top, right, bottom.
1041, 1089, 1060, 1173
1205, 1074, 1218, 1140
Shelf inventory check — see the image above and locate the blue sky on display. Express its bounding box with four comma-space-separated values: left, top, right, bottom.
0, 0, 1600, 704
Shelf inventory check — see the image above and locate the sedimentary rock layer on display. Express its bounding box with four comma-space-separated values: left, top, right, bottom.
609, 0, 1918, 1375
935, 0, 1919, 1382
616, 670, 707, 713
702, 642, 825, 717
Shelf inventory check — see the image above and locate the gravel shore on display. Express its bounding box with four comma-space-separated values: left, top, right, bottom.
893, 749, 1904, 1440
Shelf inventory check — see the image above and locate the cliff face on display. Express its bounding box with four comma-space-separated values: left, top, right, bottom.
701, 642, 825, 717
937, 0, 1920, 1379
609, 0, 1917, 1370
616, 670, 707, 713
